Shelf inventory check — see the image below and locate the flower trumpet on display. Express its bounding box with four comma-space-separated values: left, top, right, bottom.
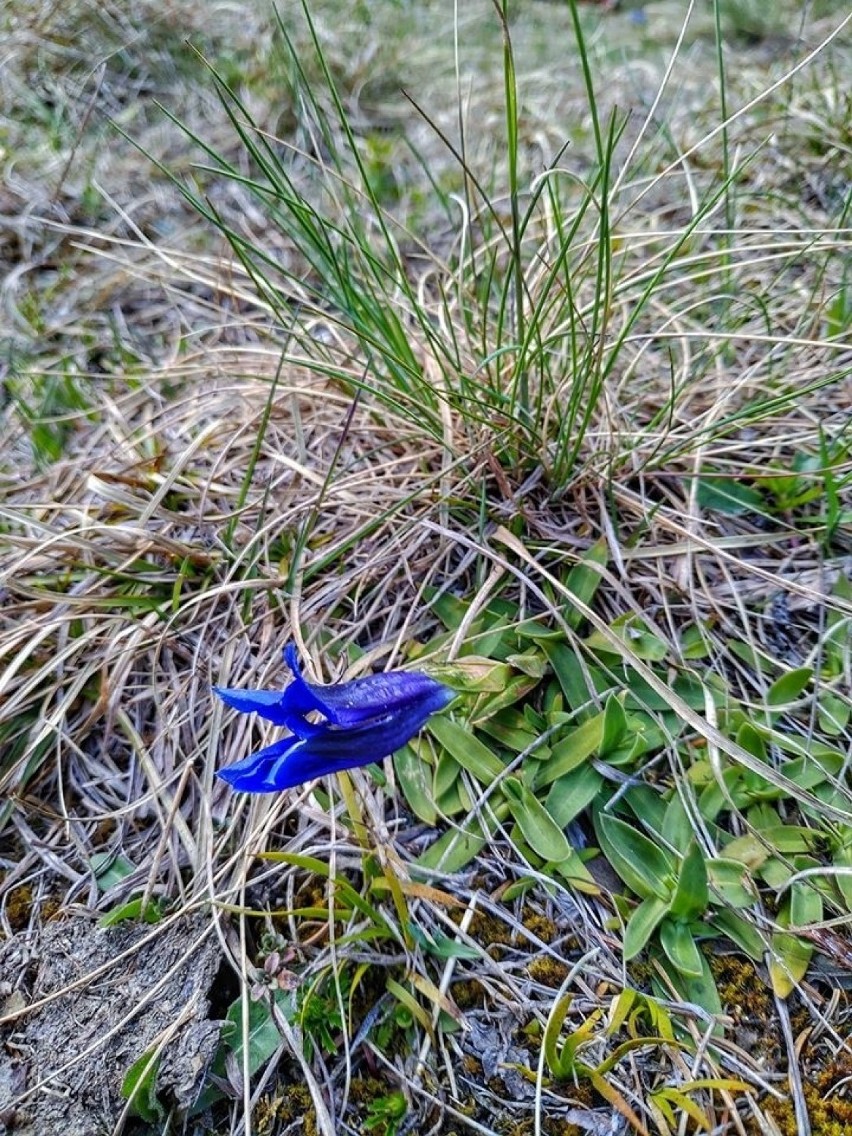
214, 645, 453, 792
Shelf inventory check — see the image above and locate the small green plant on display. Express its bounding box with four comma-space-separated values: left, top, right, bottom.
393, 553, 852, 1017
9, 364, 93, 468
296, 968, 349, 1060
121, 1047, 165, 1124
363, 1090, 407, 1136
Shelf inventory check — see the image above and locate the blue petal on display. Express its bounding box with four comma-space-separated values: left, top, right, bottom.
213, 687, 287, 721
278, 644, 452, 728
213, 685, 323, 737
216, 735, 306, 792
217, 683, 455, 793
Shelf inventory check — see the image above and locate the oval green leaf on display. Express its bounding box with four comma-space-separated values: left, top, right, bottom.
659, 918, 704, 978
594, 811, 675, 901
502, 776, 572, 862
766, 667, 813, 707
428, 717, 505, 783
669, 842, 709, 923
624, 895, 671, 960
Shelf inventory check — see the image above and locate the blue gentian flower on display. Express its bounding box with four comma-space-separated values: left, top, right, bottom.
214, 645, 454, 792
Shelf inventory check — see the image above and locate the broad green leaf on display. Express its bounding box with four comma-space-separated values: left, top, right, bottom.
595, 811, 675, 900
543, 681, 564, 715
428, 717, 505, 783
471, 672, 541, 717
768, 890, 818, 998
659, 919, 704, 978
680, 623, 712, 660
697, 764, 739, 823
394, 740, 437, 825
121, 1048, 164, 1123
817, 692, 850, 736
624, 895, 671, 959
415, 826, 486, 874
505, 651, 549, 678
430, 591, 470, 632
552, 848, 600, 894
790, 879, 822, 928
415, 807, 505, 874
757, 825, 820, 854
542, 642, 606, 712
563, 539, 608, 629
760, 857, 795, 890
436, 658, 514, 694
727, 638, 773, 671
545, 766, 604, 828
90, 851, 136, 892
696, 476, 765, 515
523, 703, 549, 732
602, 733, 647, 769
478, 713, 541, 754
746, 802, 779, 832
534, 711, 604, 788
622, 710, 673, 754
600, 694, 628, 757
624, 785, 667, 839
507, 826, 543, 868
654, 952, 722, 1023
807, 782, 852, 823
434, 775, 472, 817
707, 858, 757, 908
766, 667, 813, 707
227, 989, 295, 1078
502, 776, 572, 862
474, 619, 516, 661
433, 751, 462, 799
623, 671, 720, 712
769, 931, 812, 998
755, 729, 844, 767
585, 614, 668, 662
661, 795, 694, 855
99, 897, 165, 928
736, 721, 767, 760
723, 833, 770, 870
515, 619, 564, 641
833, 845, 852, 911
669, 843, 709, 923
709, 909, 764, 960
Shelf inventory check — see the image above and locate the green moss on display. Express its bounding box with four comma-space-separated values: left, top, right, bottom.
503, 1119, 584, 1136
758, 1072, 852, 1136
465, 911, 515, 960
451, 979, 488, 1010
255, 1085, 317, 1136
521, 911, 560, 945
709, 954, 780, 1063
6, 885, 34, 932
527, 956, 570, 988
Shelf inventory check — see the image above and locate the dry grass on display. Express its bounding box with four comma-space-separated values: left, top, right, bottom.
1, 1, 851, 1134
